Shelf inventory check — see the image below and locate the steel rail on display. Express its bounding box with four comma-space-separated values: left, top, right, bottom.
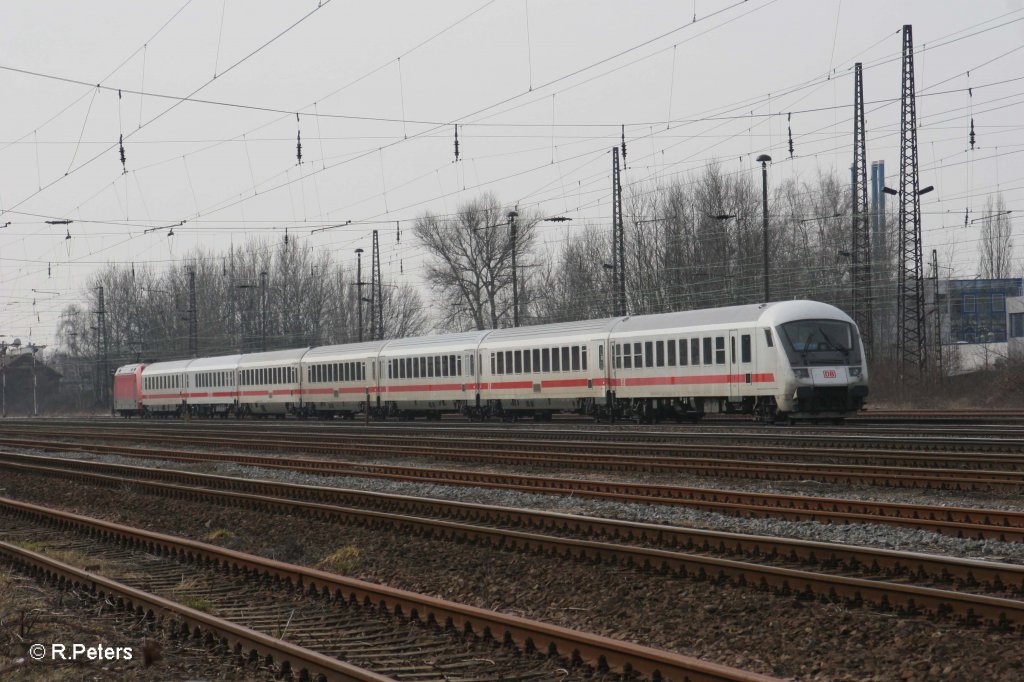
3, 453, 1022, 593
0, 541, 393, 682
6, 422, 1024, 457
7, 425, 1024, 470
1, 434, 1023, 492
1, 443, 1022, 539
0, 497, 776, 682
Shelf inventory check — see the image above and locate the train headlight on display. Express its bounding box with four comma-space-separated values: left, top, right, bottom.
849, 367, 862, 378
793, 368, 810, 379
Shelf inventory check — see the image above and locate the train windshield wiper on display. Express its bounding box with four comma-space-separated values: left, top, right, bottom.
817, 327, 849, 354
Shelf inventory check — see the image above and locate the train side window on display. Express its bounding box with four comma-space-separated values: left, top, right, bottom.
632, 343, 642, 368
523, 349, 532, 373
532, 349, 540, 372
742, 335, 752, 362
435, 356, 442, 377
346, 363, 352, 382
469, 354, 474, 376
427, 357, 434, 378
622, 344, 632, 369
511, 350, 519, 373
421, 357, 428, 378
505, 351, 513, 374
496, 352, 505, 374
690, 338, 699, 365
642, 341, 652, 368
715, 337, 726, 365
582, 346, 588, 370
396, 360, 403, 379
613, 344, 621, 369
490, 353, 496, 375
764, 329, 774, 347
457, 356, 462, 375
730, 337, 736, 364
702, 337, 712, 365
560, 347, 570, 372
656, 340, 665, 367
542, 348, 551, 371
598, 345, 604, 370
442, 355, 449, 376
666, 340, 675, 366
551, 347, 561, 371
571, 346, 580, 371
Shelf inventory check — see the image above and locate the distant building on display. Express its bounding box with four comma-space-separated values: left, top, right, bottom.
1006, 296, 1024, 362
0, 348, 63, 416
932, 278, 1022, 373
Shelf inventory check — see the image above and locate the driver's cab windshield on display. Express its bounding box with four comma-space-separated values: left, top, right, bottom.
779, 319, 861, 366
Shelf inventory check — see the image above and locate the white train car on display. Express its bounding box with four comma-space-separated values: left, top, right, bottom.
477, 319, 617, 420
185, 354, 242, 417
605, 301, 866, 421
120, 299, 867, 423
378, 331, 487, 419
140, 359, 193, 415
236, 348, 307, 417
300, 341, 386, 419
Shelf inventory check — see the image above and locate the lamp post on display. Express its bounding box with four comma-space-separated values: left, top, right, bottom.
756, 154, 772, 302
0, 336, 7, 418
258, 271, 269, 352
508, 211, 519, 327
355, 248, 365, 342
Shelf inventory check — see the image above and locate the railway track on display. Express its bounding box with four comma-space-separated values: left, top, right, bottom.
2, 442, 1022, 540
9, 424, 1024, 468
0, 496, 770, 682
2, 458, 1022, 636
6, 421, 1024, 455
3, 451, 1023, 593
3, 430, 1024, 492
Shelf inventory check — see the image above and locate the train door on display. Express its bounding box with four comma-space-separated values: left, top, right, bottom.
728, 329, 741, 400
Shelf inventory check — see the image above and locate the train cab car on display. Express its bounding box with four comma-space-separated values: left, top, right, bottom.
140, 359, 193, 416
185, 354, 241, 417
299, 341, 386, 419
236, 348, 307, 417
113, 363, 146, 417
378, 331, 487, 420
607, 301, 867, 422
765, 301, 868, 419
478, 319, 617, 420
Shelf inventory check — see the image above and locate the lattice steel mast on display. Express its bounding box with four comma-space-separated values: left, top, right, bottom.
611, 147, 626, 317
851, 63, 872, 356
896, 24, 926, 379
370, 229, 383, 340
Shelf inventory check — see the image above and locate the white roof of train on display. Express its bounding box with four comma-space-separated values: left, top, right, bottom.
142, 359, 193, 374
186, 354, 243, 371
302, 340, 389, 361
479, 317, 622, 347
115, 363, 145, 375
378, 330, 490, 356
611, 301, 853, 334
237, 348, 309, 368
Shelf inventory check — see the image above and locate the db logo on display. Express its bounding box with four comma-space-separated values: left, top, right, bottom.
823, 370, 837, 379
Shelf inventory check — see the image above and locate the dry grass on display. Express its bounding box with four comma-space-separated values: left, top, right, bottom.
203, 528, 235, 541
316, 545, 360, 574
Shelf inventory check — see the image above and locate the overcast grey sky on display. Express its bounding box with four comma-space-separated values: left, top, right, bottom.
2, 0, 1022, 348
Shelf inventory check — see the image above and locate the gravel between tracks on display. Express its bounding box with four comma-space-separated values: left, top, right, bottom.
2, 467, 1023, 681
22, 448, 1024, 565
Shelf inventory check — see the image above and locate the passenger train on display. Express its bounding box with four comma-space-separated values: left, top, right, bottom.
113, 300, 869, 423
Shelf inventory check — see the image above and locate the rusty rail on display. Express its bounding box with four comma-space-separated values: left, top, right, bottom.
2, 452, 1023, 593
0, 496, 775, 682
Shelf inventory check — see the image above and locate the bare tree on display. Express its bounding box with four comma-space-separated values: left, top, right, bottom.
413, 193, 536, 330
979, 193, 1013, 279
